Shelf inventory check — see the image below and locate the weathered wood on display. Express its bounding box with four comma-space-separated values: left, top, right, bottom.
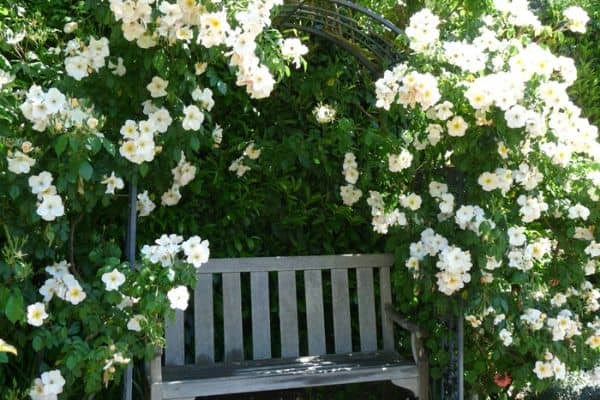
158, 352, 418, 398
386, 305, 429, 400
379, 267, 394, 351
331, 269, 352, 353
278, 271, 299, 357
304, 270, 326, 355
150, 348, 162, 383
165, 310, 185, 366
251, 272, 271, 360
356, 268, 377, 352
155, 254, 422, 400
194, 274, 214, 363
198, 254, 394, 274
222, 273, 244, 361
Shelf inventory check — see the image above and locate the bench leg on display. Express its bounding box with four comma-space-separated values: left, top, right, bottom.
391, 377, 418, 398
150, 383, 162, 400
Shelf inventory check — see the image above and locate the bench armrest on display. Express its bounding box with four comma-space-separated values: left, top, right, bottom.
384, 304, 430, 400
149, 347, 162, 384
384, 304, 424, 336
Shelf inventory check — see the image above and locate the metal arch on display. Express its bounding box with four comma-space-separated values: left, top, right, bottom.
274, 0, 404, 75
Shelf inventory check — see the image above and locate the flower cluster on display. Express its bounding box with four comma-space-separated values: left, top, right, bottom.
405, 8, 440, 53
138, 234, 210, 310
533, 353, 567, 380
367, 191, 407, 234
28, 171, 65, 221
29, 370, 65, 400
110, 0, 286, 99
429, 181, 455, 216
388, 148, 413, 173
546, 309, 581, 342
162, 152, 197, 206
118, 101, 173, 164
229, 142, 261, 177
454, 205, 495, 236
64, 36, 110, 80
375, 64, 441, 112
340, 152, 362, 206
19, 85, 101, 133
141, 234, 210, 270
38, 260, 87, 305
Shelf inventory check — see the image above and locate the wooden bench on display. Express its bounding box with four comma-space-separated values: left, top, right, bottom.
149, 254, 428, 399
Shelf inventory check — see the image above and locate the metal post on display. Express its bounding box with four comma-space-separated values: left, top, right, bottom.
122, 175, 137, 400
458, 308, 464, 400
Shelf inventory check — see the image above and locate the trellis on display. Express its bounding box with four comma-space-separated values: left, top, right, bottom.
123, 1, 465, 399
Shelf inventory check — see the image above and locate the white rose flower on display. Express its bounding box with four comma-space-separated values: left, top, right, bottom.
7, 150, 36, 174
101, 172, 125, 195
28, 171, 53, 195
280, 38, 309, 68
447, 116, 468, 137
563, 6, 590, 33
37, 194, 65, 221
101, 269, 126, 291
243, 143, 261, 160
388, 149, 413, 172
182, 236, 210, 268
146, 76, 168, 98
27, 302, 48, 327
533, 361, 554, 379
499, 329, 513, 346
127, 315, 146, 332
167, 286, 190, 310
64, 283, 86, 305
40, 369, 65, 395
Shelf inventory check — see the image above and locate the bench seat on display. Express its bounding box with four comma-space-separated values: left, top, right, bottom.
156, 352, 418, 399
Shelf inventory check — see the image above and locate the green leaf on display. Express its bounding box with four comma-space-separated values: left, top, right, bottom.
139, 163, 149, 177
88, 136, 102, 154
32, 336, 43, 351
8, 185, 20, 199
103, 139, 116, 156
511, 272, 529, 284
5, 291, 24, 324
79, 161, 93, 181
190, 135, 200, 152
55, 135, 69, 156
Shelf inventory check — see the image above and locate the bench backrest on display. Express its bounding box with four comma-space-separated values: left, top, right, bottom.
164, 254, 395, 366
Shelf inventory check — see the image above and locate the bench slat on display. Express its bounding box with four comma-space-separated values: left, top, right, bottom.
195, 274, 214, 363
278, 271, 299, 357
357, 268, 378, 352
304, 270, 326, 355
331, 269, 352, 353
198, 254, 394, 274
223, 273, 244, 361
379, 266, 395, 351
165, 310, 185, 366
251, 272, 271, 360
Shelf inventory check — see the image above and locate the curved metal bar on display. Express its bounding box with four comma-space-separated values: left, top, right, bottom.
274, 0, 404, 74
328, 0, 403, 35
279, 22, 380, 75
280, 6, 395, 62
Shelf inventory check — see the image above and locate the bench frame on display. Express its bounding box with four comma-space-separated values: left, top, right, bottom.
149, 254, 429, 399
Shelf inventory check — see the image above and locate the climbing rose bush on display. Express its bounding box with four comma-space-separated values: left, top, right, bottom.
0, 0, 306, 397
337, 1, 599, 394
